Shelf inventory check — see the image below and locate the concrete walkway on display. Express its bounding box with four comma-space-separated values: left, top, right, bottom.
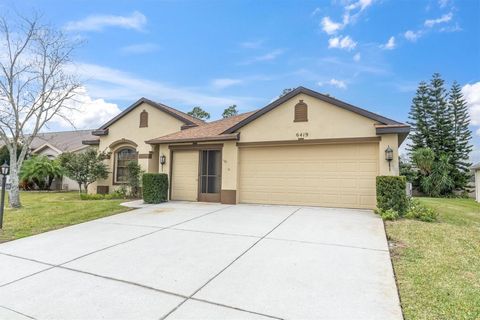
0, 202, 402, 320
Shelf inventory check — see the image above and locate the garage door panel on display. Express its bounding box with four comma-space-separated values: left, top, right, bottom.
239, 143, 378, 209
171, 151, 198, 201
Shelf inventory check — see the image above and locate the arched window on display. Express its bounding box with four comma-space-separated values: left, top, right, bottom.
294, 100, 308, 122
115, 147, 137, 183
140, 110, 148, 128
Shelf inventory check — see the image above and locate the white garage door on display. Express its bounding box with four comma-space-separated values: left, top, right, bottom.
238, 143, 378, 209
171, 150, 198, 201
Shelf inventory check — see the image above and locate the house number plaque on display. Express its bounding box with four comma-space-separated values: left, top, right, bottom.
296, 132, 309, 138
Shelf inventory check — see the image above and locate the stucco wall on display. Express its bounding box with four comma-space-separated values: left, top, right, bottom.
95, 102, 186, 192
238, 93, 379, 142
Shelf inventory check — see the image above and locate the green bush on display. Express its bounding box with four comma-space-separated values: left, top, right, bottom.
376, 176, 408, 216
80, 193, 105, 200
142, 173, 168, 204
378, 209, 400, 221
406, 199, 439, 222
80, 192, 125, 200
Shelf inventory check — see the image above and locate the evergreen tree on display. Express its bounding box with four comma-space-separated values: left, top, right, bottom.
449, 81, 472, 189
428, 73, 454, 156
222, 105, 238, 118
407, 81, 431, 152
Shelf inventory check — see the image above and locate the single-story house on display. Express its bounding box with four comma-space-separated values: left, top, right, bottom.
27, 130, 96, 190
86, 86, 410, 209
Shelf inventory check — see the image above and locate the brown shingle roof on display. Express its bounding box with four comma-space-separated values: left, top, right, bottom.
146, 111, 256, 144
29, 130, 96, 153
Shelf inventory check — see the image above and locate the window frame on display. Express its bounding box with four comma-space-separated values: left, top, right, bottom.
114, 147, 138, 184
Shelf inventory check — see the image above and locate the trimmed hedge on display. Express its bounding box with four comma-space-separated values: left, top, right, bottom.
376, 176, 408, 216
142, 173, 168, 204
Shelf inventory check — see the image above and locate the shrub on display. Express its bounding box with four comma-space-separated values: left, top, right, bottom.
20, 156, 63, 190
80, 192, 125, 200
80, 193, 104, 200
406, 199, 439, 222
378, 209, 400, 221
126, 161, 142, 198
143, 173, 168, 204
376, 176, 408, 216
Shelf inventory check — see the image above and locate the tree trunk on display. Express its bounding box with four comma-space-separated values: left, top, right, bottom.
8, 164, 21, 208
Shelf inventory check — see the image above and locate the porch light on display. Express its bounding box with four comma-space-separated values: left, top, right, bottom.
0, 162, 9, 176
385, 146, 393, 171
160, 155, 166, 165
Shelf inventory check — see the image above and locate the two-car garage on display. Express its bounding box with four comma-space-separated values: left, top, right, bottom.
238, 142, 379, 209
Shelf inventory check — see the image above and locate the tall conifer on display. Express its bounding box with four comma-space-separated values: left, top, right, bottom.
407, 81, 431, 152
449, 81, 472, 189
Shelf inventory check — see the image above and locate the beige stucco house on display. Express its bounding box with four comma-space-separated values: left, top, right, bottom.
86, 87, 409, 209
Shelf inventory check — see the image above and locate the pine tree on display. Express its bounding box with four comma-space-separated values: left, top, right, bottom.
448, 81, 473, 189
428, 73, 454, 157
407, 81, 431, 152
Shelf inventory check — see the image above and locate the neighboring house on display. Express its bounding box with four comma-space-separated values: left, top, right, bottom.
86, 86, 409, 209
28, 130, 96, 190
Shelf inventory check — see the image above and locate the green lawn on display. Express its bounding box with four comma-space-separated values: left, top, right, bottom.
386, 197, 480, 320
0, 192, 130, 243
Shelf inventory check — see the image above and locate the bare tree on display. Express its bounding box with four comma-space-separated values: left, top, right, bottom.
0, 13, 80, 207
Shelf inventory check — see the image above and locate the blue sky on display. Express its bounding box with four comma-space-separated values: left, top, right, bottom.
2, 0, 480, 156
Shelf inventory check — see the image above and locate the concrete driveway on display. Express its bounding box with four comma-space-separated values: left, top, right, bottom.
0, 202, 402, 320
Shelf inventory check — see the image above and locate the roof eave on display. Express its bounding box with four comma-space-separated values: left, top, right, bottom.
82, 139, 100, 145
146, 134, 239, 145
222, 86, 404, 134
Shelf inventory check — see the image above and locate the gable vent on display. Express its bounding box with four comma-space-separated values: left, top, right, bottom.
140, 110, 148, 128
294, 100, 308, 122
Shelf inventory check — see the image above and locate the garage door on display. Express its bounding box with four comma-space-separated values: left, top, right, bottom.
171, 150, 198, 201
238, 143, 378, 209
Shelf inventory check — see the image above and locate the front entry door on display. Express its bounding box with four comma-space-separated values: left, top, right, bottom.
198, 150, 222, 202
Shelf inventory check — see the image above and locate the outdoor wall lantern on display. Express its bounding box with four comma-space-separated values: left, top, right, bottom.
0, 161, 10, 229
385, 145, 394, 171
160, 155, 166, 165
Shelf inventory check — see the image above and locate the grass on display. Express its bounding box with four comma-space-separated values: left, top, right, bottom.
386, 197, 480, 320
0, 191, 130, 243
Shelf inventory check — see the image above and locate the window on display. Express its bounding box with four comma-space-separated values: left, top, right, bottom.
294, 100, 308, 122
140, 110, 148, 128
115, 147, 137, 183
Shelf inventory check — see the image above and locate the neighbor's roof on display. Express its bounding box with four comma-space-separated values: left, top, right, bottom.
146, 111, 256, 144
29, 130, 96, 153
92, 98, 204, 136
471, 162, 480, 170
223, 86, 408, 134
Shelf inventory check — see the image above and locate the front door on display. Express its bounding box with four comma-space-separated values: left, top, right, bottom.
198, 149, 222, 202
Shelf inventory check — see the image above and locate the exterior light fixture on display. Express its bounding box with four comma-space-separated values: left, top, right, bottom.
0, 161, 10, 229
385, 146, 393, 171
160, 155, 166, 165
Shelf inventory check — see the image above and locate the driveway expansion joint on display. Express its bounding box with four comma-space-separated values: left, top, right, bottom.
266, 236, 390, 252
0, 304, 37, 319
160, 207, 300, 320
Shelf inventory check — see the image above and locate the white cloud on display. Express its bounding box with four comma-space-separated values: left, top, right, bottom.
321, 17, 343, 35
462, 82, 480, 131
345, 0, 373, 12
244, 49, 284, 64
424, 12, 453, 27
404, 30, 422, 42
318, 78, 347, 89
65, 11, 147, 32
211, 78, 243, 89
328, 36, 357, 50
68, 63, 255, 108
381, 36, 396, 50
438, 0, 450, 8
121, 43, 160, 54
353, 53, 361, 61
311, 8, 321, 16
51, 87, 121, 129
